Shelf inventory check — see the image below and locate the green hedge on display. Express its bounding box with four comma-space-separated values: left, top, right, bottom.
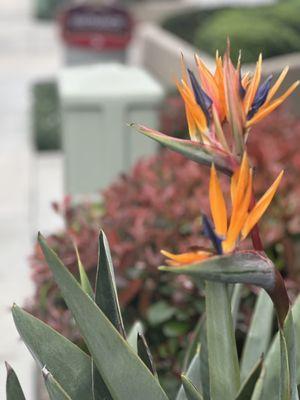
32, 81, 62, 151
266, 2, 300, 34
162, 2, 300, 63
162, 9, 218, 43
33, 0, 67, 20
194, 9, 300, 64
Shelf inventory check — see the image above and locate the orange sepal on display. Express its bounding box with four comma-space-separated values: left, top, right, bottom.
209, 164, 228, 236
161, 249, 212, 266
266, 66, 289, 103
244, 54, 262, 114
223, 169, 253, 253
232, 153, 250, 213
247, 81, 300, 127
241, 170, 284, 239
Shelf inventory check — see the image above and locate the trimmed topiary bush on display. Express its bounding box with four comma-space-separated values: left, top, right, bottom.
194, 9, 300, 63
162, 8, 218, 44
266, 2, 300, 35
32, 80, 62, 151
163, 3, 300, 64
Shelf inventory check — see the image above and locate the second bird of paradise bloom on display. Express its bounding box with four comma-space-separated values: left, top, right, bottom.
177, 46, 299, 158
161, 153, 283, 267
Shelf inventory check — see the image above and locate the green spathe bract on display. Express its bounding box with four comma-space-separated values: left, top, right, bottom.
159, 251, 276, 291
131, 123, 234, 175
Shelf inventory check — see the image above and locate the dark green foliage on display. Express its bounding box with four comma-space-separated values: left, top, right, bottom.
6, 363, 26, 400
266, 2, 300, 34
162, 9, 218, 44
33, 0, 66, 20
32, 80, 61, 151
163, 3, 300, 63
194, 9, 300, 64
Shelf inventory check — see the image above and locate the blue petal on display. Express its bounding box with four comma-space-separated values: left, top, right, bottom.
239, 69, 246, 98
247, 75, 273, 120
187, 69, 212, 124
202, 214, 223, 255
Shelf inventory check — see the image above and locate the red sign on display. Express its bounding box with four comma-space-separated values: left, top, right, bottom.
59, 4, 133, 51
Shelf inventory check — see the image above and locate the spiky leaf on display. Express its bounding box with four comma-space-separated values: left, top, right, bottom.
95, 231, 125, 337
182, 376, 204, 400
206, 282, 240, 399
38, 233, 168, 400
177, 348, 202, 400
231, 283, 243, 328
75, 244, 94, 298
5, 363, 26, 400
12, 305, 95, 400
255, 295, 300, 400
235, 359, 263, 400
137, 333, 157, 376
199, 321, 210, 400
43, 368, 71, 400
280, 311, 298, 400
93, 231, 126, 399
241, 290, 273, 381
127, 321, 144, 352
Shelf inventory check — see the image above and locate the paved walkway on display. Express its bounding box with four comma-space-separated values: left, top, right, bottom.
0, 1, 62, 398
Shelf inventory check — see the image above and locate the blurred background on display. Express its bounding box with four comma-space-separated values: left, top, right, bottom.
1, 0, 300, 398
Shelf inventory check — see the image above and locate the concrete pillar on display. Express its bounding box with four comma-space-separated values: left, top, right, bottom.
59, 63, 164, 195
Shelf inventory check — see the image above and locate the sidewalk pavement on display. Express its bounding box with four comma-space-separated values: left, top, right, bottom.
0, 1, 63, 397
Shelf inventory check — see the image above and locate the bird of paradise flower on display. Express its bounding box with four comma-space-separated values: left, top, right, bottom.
161, 153, 283, 265
132, 45, 299, 174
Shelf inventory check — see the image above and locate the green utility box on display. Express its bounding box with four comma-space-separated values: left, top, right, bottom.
59, 63, 164, 196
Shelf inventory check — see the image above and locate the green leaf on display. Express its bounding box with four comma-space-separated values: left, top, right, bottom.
92, 361, 113, 400
177, 348, 202, 400
199, 322, 210, 400
281, 311, 298, 400
206, 282, 240, 400
127, 321, 144, 352
160, 251, 275, 291
12, 305, 95, 400
280, 328, 290, 400
182, 317, 203, 371
255, 295, 300, 400
147, 301, 176, 326
182, 375, 204, 400
251, 366, 265, 400
241, 290, 273, 381
95, 231, 125, 337
179, 317, 209, 400
137, 333, 157, 376
235, 358, 263, 400
231, 283, 243, 328
93, 231, 125, 400
75, 244, 94, 299
43, 368, 72, 400
5, 363, 26, 400
38, 233, 168, 400
163, 321, 190, 338
131, 124, 233, 175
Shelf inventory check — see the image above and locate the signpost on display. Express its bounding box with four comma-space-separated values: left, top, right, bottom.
59, 3, 134, 65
